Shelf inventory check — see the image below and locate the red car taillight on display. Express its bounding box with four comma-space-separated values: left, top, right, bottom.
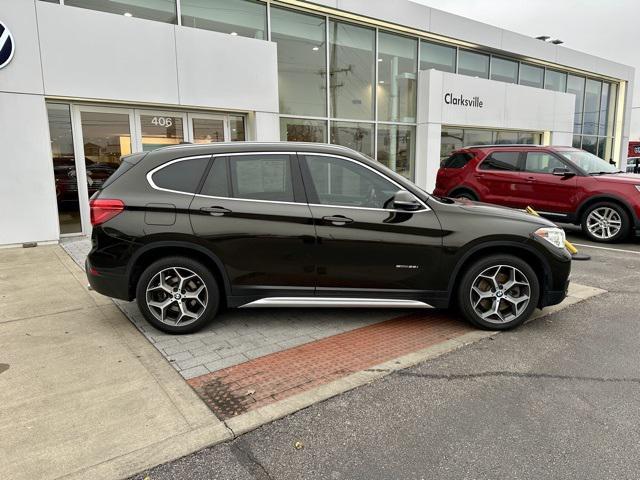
89, 199, 125, 226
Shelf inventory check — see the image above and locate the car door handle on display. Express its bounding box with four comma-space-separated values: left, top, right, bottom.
322, 215, 354, 226
526, 176, 536, 182
200, 206, 231, 216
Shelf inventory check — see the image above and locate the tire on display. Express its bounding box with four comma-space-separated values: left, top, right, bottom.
457, 254, 540, 330
581, 201, 630, 243
451, 190, 478, 201
136, 256, 220, 334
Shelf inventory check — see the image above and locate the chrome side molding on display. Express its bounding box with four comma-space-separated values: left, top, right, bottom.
239, 297, 432, 309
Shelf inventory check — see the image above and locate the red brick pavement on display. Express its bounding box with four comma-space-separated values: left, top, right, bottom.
188, 311, 473, 419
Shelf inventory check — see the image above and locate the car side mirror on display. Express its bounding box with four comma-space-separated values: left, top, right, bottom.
392, 190, 422, 211
552, 167, 575, 178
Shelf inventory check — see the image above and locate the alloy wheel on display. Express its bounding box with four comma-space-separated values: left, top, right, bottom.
586, 207, 622, 240
470, 265, 531, 324
145, 267, 208, 326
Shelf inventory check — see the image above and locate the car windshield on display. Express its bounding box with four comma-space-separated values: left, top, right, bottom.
557, 149, 620, 174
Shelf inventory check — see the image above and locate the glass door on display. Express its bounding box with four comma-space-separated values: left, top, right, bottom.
134, 110, 188, 152
188, 113, 228, 143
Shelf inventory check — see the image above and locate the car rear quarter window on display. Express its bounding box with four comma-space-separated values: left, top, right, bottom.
229, 154, 294, 202
479, 151, 521, 171
152, 157, 209, 193
442, 152, 473, 168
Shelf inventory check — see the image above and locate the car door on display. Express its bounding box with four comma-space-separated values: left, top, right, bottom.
189, 153, 317, 297
511, 151, 579, 215
298, 153, 443, 297
474, 151, 524, 207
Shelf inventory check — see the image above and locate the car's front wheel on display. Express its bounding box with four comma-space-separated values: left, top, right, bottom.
458, 254, 540, 330
581, 201, 630, 243
136, 256, 220, 334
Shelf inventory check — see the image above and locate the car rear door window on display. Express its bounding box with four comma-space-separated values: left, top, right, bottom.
524, 152, 566, 174
200, 157, 230, 197
442, 152, 472, 168
479, 152, 521, 171
229, 154, 295, 202
302, 155, 398, 209
152, 157, 210, 193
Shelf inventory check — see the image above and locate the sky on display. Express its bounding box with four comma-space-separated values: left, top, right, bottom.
412, 0, 640, 140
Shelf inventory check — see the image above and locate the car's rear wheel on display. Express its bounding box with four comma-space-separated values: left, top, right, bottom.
581, 202, 630, 243
458, 254, 540, 330
136, 256, 220, 334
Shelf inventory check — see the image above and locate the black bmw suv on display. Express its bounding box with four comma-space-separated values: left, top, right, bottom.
86, 142, 571, 334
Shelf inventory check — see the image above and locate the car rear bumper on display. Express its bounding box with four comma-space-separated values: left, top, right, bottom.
86, 257, 131, 301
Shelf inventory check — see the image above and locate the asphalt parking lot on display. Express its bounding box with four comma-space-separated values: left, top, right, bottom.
131, 230, 640, 480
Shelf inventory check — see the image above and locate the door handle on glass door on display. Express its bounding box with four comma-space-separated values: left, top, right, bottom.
200, 206, 231, 216
322, 215, 354, 226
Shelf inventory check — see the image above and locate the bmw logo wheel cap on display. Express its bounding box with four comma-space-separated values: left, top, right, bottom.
0, 21, 15, 70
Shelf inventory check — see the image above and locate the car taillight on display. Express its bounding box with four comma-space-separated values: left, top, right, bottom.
90, 199, 125, 226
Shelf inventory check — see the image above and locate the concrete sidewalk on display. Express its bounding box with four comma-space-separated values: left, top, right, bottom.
0, 246, 231, 480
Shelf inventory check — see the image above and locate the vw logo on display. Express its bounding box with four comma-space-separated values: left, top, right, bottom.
0, 21, 15, 70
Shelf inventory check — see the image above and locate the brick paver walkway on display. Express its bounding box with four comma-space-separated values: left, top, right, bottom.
188, 311, 473, 419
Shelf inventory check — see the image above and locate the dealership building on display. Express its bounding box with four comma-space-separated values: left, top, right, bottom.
0, 0, 635, 246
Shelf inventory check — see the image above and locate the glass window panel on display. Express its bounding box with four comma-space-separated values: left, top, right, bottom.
140, 114, 184, 151
517, 132, 541, 144
600, 83, 617, 137
524, 152, 565, 174
230, 115, 246, 141
280, 117, 327, 142
490, 57, 518, 84
495, 130, 518, 144
271, 7, 326, 117
303, 155, 397, 209
583, 79, 601, 136
440, 127, 463, 162
544, 69, 567, 92
329, 21, 375, 120
463, 129, 493, 146
152, 158, 209, 193
598, 137, 615, 162
229, 155, 294, 202
581, 135, 597, 155
598, 83, 610, 137
201, 158, 230, 197
567, 75, 586, 133
65, 0, 177, 23
572, 135, 582, 149
330, 121, 374, 157
519, 63, 544, 88
377, 31, 417, 122
479, 152, 521, 171
47, 103, 82, 234
192, 118, 225, 143
376, 124, 415, 179
458, 50, 489, 79
420, 40, 456, 73
181, 0, 265, 39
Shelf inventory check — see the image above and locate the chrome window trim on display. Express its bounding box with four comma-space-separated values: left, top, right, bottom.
146, 150, 430, 212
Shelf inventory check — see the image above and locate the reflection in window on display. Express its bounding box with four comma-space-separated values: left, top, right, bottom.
490, 57, 518, 84
181, 0, 266, 38
377, 124, 415, 179
581, 135, 597, 155
519, 63, 544, 88
47, 103, 82, 234
480, 152, 521, 171
524, 152, 564, 174
140, 115, 184, 151
567, 75, 586, 133
420, 40, 456, 73
440, 127, 463, 161
463, 129, 493, 146
544, 69, 567, 92
271, 7, 326, 117
230, 155, 294, 202
330, 121, 374, 157
280, 117, 326, 142
192, 118, 225, 143
458, 50, 489, 78
439, 128, 541, 160
65, 0, 177, 23
495, 130, 518, 144
377, 31, 417, 123
583, 79, 601, 136
329, 21, 375, 120
230, 115, 246, 141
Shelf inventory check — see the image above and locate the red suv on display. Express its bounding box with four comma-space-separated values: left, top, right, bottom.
434, 145, 640, 243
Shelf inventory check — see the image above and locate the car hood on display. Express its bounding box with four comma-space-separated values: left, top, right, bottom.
453, 199, 556, 227
592, 172, 640, 184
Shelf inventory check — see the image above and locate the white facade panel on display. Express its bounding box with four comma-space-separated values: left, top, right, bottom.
37, 3, 180, 104
337, 0, 431, 32
0, 92, 58, 245
0, 0, 44, 95
429, 8, 501, 49
175, 27, 279, 113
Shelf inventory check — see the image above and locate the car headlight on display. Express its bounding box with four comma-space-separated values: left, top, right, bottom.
534, 227, 566, 249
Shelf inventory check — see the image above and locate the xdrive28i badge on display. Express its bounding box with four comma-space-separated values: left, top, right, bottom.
0, 21, 15, 70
